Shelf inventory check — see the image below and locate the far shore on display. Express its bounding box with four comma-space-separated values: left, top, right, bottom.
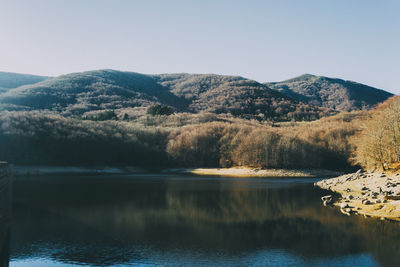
11, 165, 343, 178
162, 167, 344, 178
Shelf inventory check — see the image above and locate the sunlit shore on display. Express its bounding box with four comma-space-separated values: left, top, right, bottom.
11, 165, 343, 178
163, 167, 343, 178
316, 171, 400, 221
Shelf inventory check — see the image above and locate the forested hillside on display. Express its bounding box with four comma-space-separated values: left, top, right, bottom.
151, 73, 332, 121
0, 70, 391, 121
0, 70, 334, 121
0, 72, 49, 91
0, 70, 187, 115
0, 69, 395, 170
267, 74, 393, 111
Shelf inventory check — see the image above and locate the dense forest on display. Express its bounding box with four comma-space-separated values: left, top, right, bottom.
1, 69, 391, 121
0, 108, 362, 170
0, 70, 396, 171
267, 74, 393, 111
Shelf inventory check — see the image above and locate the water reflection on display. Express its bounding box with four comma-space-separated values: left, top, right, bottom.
9, 175, 400, 266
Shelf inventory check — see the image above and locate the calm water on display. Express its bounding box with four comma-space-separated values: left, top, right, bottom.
4, 174, 400, 267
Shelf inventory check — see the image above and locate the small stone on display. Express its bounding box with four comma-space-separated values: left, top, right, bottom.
340, 203, 350, 209
344, 208, 352, 213
321, 195, 332, 201
362, 199, 371, 205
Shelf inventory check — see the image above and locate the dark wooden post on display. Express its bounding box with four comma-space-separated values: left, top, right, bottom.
0, 162, 11, 267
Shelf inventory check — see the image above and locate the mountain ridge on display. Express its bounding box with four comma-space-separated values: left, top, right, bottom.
0, 69, 393, 120
266, 74, 393, 111
0, 71, 49, 91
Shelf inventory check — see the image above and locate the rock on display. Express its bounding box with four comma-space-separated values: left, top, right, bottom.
344, 208, 353, 213
362, 186, 369, 190
321, 195, 332, 201
362, 199, 371, 205
356, 169, 363, 174
340, 208, 351, 216
340, 203, 350, 209
384, 195, 400, 200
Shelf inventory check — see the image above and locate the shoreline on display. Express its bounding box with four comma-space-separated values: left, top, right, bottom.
162, 167, 343, 178
316, 171, 400, 221
10, 165, 343, 178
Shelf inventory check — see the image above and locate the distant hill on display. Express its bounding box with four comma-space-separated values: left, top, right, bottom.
0, 70, 332, 121
151, 73, 332, 120
0, 72, 49, 91
266, 74, 393, 111
0, 70, 187, 115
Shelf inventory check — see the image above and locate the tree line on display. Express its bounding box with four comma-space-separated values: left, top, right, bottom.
0, 109, 364, 170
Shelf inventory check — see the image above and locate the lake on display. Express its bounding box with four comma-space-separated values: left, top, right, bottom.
5, 174, 400, 267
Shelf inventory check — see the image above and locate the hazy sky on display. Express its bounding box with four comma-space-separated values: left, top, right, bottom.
0, 0, 399, 93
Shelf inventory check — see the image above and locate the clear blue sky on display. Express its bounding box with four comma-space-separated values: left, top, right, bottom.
0, 0, 399, 93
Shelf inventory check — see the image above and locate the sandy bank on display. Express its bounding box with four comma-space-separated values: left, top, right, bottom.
316, 171, 400, 221
163, 167, 343, 178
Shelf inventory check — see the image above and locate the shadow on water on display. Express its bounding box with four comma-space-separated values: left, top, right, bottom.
9, 175, 400, 266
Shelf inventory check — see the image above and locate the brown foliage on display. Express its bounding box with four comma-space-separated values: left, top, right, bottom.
350, 96, 400, 170
0, 109, 364, 170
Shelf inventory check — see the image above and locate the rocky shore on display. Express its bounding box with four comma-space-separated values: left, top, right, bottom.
315, 170, 400, 221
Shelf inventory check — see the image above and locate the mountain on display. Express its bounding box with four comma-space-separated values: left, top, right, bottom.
0, 70, 332, 121
266, 74, 393, 111
0, 72, 49, 91
0, 70, 187, 115
150, 73, 331, 120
